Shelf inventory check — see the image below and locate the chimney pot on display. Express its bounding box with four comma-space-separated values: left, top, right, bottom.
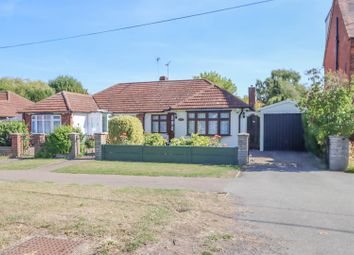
159, 76, 168, 81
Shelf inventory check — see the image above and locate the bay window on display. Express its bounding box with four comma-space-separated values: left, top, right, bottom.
31, 115, 61, 134
151, 114, 167, 133
187, 111, 231, 136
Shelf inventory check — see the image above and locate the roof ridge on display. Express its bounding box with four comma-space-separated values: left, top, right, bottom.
61, 91, 71, 112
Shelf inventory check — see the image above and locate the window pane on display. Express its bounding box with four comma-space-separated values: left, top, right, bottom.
188, 120, 195, 134
208, 113, 218, 119
160, 121, 167, 133
44, 120, 51, 133
37, 119, 43, 133
160, 115, 167, 120
31, 118, 37, 133
152, 115, 159, 120
53, 120, 61, 130
188, 113, 195, 119
220, 120, 230, 135
220, 112, 230, 118
197, 113, 206, 119
197, 120, 206, 135
152, 122, 159, 132
208, 120, 218, 135
53, 115, 61, 120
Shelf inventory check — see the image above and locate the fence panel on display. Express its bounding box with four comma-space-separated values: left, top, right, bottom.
102, 145, 238, 165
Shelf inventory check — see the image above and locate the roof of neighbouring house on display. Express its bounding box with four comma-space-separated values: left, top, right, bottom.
93, 79, 249, 113
0, 91, 35, 117
21, 91, 100, 113
338, 0, 354, 38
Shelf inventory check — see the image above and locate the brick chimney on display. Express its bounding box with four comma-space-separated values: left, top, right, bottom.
159, 76, 168, 81
248, 86, 256, 109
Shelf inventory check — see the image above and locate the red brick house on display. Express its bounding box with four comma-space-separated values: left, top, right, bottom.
0, 91, 34, 120
324, 0, 354, 79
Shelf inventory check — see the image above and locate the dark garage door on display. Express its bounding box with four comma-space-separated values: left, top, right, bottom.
264, 114, 305, 151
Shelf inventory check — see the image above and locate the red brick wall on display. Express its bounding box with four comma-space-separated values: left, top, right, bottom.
324, 0, 352, 80
351, 39, 354, 78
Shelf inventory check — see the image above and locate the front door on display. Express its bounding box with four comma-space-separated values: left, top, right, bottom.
167, 113, 176, 140
247, 114, 260, 150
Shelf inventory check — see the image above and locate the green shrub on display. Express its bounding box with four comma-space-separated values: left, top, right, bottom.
36, 125, 82, 158
0, 121, 29, 146
108, 116, 144, 145
144, 133, 166, 146
302, 114, 322, 156
170, 134, 222, 147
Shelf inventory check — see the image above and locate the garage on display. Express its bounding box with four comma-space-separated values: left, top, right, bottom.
264, 113, 305, 151
250, 100, 305, 151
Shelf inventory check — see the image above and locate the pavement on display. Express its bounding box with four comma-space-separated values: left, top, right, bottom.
225, 151, 354, 255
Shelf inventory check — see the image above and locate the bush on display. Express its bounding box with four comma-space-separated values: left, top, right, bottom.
36, 125, 82, 158
108, 116, 144, 145
302, 114, 322, 156
170, 134, 222, 147
0, 121, 29, 146
144, 133, 166, 146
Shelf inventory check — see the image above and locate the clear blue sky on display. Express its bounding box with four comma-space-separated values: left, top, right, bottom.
0, 0, 332, 97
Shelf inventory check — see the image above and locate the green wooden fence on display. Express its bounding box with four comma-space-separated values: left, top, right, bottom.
102, 145, 238, 165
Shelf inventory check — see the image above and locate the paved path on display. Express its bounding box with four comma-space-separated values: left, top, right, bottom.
225, 151, 354, 255
0, 160, 231, 192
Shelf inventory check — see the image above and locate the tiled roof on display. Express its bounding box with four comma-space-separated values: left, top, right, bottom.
0, 91, 34, 117
22, 91, 99, 113
338, 0, 354, 38
93, 79, 249, 113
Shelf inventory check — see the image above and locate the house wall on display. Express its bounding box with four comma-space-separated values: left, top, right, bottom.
0, 114, 23, 122
73, 112, 103, 135
24, 113, 73, 133
324, 0, 353, 80
144, 109, 243, 147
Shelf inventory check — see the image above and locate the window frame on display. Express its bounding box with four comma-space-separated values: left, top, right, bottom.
31, 114, 62, 134
187, 111, 231, 136
151, 114, 168, 133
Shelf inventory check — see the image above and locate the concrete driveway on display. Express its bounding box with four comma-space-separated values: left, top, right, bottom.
225, 151, 354, 255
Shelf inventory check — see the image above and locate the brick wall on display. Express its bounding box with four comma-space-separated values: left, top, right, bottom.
61, 113, 73, 126
324, 0, 352, 80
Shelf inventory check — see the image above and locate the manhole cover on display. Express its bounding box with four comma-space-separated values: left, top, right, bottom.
3, 237, 83, 255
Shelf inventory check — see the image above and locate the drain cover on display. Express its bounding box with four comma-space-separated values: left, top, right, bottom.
3, 237, 83, 255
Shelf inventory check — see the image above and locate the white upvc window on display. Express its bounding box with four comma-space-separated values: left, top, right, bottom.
31, 115, 61, 134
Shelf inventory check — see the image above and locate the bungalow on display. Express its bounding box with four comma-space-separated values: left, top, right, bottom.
21, 91, 107, 135
0, 91, 34, 121
22, 77, 252, 147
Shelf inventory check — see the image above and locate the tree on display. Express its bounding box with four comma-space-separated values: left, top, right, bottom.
0, 77, 54, 102
255, 69, 307, 105
299, 70, 354, 153
49, 75, 88, 94
194, 71, 237, 94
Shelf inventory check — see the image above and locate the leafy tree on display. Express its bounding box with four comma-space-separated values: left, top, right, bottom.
49, 75, 88, 94
0, 78, 54, 102
241, 96, 264, 110
194, 71, 237, 94
255, 69, 307, 105
299, 70, 354, 153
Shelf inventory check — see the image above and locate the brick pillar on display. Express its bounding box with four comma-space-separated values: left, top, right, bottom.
95, 133, 107, 160
328, 136, 349, 171
10, 133, 23, 158
68, 133, 80, 160
31, 134, 46, 154
238, 133, 249, 166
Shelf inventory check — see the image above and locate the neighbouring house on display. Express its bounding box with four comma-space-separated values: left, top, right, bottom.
0, 91, 34, 121
324, 0, 354, 80
22, 77, 252, 147
21, 91, 107, 135
244, 100, 305, 152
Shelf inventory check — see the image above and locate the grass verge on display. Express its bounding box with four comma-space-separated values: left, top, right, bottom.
54, 160, 238, 178
0, 181, 238, 254
0, 159, 64, 170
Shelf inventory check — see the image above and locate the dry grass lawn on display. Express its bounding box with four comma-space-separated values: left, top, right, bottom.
0, 159, 64, 170
0, 181, 244, 254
